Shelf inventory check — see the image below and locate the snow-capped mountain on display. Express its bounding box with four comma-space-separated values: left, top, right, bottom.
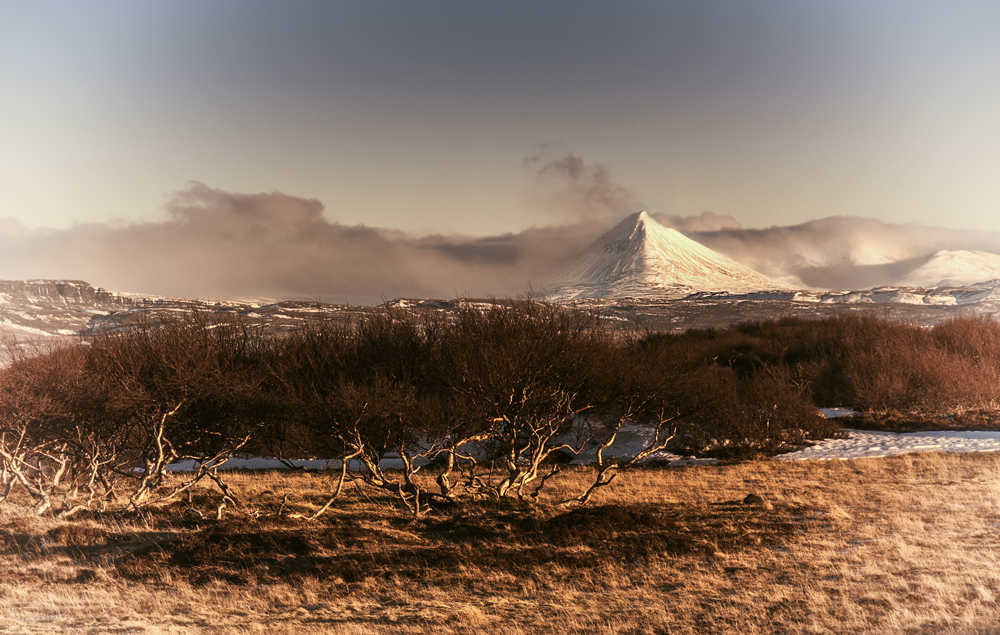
898, 250, 1000, 288
548, 211, 780, 300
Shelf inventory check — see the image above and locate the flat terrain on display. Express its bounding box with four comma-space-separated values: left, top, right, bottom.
3, 453, 1000, 634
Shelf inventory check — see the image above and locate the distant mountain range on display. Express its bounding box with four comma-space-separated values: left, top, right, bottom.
899, 250, 1000, 288
6, 213, 1000, 347
547, 212, 1000, 299
0, 280, 342, 348
678, 214, 1000, 290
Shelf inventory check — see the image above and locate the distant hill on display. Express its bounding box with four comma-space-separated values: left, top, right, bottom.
899, 250, 1000, 288
0, 280, 137, 341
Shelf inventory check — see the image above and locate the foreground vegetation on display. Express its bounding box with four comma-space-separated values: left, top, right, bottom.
5, 305, 1000, 631
0, 301, 843, 519
3, 453, 1000, 634
5, 302, 1000, 520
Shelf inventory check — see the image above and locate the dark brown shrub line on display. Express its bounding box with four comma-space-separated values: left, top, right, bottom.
14, 304, 998, 519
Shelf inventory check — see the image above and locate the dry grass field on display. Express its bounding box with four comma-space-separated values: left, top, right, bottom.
3, 453, 1000, 634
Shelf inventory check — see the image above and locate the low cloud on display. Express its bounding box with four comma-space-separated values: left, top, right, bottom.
652, 211, 742, 233
5, 182, 1000, 302
0, 183, 605, 304
686, 217, 1000, 288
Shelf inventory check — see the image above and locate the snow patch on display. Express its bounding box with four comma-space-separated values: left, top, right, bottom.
779, 429, 1000, 461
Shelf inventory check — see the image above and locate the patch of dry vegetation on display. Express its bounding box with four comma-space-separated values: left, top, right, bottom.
670, 313, 1000, 419
3, 454, 1000, 634
7, 305, 1000, 632
0, 302, 842, 521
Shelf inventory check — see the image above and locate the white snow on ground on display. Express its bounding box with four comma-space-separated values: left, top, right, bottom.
165, 425, 721, 472
166, 458, 338, 472
818, 408, 858, 419
164, 420, 1000, 471
778, 429, 1000, 461
559, 425, 719, 467
778, 406, 1000, 461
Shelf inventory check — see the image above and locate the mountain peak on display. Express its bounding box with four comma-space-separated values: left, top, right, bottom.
548, 212, 779, 300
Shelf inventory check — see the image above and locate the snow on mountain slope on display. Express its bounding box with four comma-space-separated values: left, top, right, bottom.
548, 212, 780, 300
899, 250, 1000, 288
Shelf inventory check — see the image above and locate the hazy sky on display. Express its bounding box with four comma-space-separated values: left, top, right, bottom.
3, 0, 999, 238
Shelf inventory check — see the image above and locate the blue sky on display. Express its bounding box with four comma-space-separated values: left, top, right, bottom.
3, 0, 999, 238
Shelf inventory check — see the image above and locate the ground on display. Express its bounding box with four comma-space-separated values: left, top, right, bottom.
3, 453, 1000, 633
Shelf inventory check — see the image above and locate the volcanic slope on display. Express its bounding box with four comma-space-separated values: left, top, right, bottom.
548, 211, 780, 300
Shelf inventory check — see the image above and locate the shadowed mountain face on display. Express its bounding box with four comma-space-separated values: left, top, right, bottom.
547, 212, 779, 300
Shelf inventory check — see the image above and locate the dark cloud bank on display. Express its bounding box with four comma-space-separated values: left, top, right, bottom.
4, 156, 1000, 303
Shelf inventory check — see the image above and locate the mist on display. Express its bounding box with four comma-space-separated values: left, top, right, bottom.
4, 180, 1000, 304
0, 183, 606, 304
684, 216, 1000, 289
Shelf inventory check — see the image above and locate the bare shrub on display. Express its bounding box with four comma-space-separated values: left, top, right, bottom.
276, 310, 459, 516
673, 365, 837, 459
434, 300, 620, 500
929, 315, 1000, 408
0, 343, 119, 517
82, 313, 280, 511
657, 314, 1000, 416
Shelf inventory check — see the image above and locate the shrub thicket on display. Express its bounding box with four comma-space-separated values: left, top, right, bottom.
4, 304, 999, 517
0, 314, 280, 517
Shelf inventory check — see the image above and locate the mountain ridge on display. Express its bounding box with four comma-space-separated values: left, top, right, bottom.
899, 250, 1000, 288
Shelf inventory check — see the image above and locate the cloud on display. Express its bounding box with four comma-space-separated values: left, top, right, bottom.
6, 181, 1000, 302
0, 183, 605, 304
524, 144, 641, 222
651, 211, 742, 233
686, 216, 1000, 289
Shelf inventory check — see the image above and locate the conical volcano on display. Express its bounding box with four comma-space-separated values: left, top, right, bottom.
549, 212, 779, 300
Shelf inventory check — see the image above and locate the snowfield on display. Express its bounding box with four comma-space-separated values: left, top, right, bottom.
164, 420, 1000, 472
778, 429, 1000, 461
777, 407, 1000, 461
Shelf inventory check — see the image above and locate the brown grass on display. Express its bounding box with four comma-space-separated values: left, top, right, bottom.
4, 455, 1000, 634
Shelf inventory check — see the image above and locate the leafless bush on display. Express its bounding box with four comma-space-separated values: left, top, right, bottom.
3, 302, 881, 518
0, 314, 281, 516
650, 314, 1000, 416
274, 311, 463, 516
0, 344, 119, 517
84, 313, 280, 510
432, 301, 623, 501
671, 365, 836, 458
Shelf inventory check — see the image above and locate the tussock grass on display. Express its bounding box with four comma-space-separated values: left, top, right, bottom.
4, 454, 1000, 633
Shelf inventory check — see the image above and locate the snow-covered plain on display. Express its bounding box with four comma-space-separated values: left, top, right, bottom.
777, 408, 1000, 461
777, 429, 1000, 461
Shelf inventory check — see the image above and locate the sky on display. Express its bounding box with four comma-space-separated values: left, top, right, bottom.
2, 1, 1000, 302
